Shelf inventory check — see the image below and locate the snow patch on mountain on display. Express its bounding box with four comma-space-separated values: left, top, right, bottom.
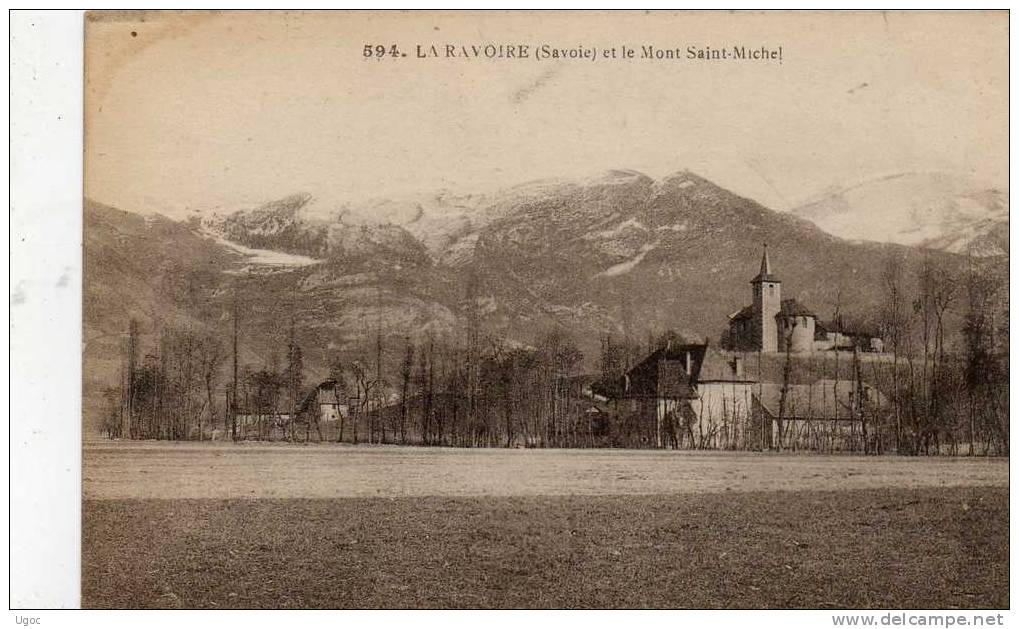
656, 222, 689, 232
792, 172, 1008, 256
597, 242, 657, 277
587, 218, 649, 240
201, 229, 321, 268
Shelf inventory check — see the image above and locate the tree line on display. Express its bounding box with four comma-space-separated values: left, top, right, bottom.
876, 253, 1008, 455
101, 252, 1007, 455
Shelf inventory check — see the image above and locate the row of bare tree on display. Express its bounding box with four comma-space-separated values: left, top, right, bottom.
102, 253, 1006, 454
876, 253, 1007, 455
101, 323, 223, 440
321, 328, 592, 448
101, 315, 600, 448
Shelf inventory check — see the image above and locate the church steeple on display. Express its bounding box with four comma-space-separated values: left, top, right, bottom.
751, 244, 781, 352
751, 243, 780, 284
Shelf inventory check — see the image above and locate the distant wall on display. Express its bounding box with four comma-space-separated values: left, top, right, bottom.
778, 315, 815, 353
319, 403, 348, 423
688, 382, 756, 449
772, 417, 867, 452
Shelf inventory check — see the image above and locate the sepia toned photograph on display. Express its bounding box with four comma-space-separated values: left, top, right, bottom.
77, 10, 1007, 611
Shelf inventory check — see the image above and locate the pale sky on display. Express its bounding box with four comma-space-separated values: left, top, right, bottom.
85, 10, 1008, 218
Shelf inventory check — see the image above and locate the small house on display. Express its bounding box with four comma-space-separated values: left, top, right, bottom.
300, 380, 350, 425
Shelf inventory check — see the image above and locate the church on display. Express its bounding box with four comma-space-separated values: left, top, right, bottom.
726, 247, 884, 354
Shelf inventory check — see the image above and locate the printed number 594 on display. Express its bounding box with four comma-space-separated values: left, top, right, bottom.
363, 44, 402, 58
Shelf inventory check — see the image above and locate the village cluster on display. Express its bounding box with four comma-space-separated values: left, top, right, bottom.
294, 247, 889, 452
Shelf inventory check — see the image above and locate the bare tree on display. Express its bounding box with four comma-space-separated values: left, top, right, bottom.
198, 336, 222, 441
399, 337, 414, 444
100, 386, 120, 439
775, 318, 797, 452
852, 345, 868, 453
125, 319, 139, 439
348, 360, 377, 445
285, 326, 304, 443
913, 254, 959, 454
328, 358, 347, 443
231, 288, 239, 441
373, 287, 385, 444
962, 262, 1006, 455
881, 253, 908, 452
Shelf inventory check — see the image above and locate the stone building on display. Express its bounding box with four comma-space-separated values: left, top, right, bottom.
614, 342, 756, 449
726, 246, 880, 354
603, 343, 889, 451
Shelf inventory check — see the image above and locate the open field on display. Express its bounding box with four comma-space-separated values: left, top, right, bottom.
82, 442, 1009, 608
84, 488, 1007, 609
83, 440, 1008, 499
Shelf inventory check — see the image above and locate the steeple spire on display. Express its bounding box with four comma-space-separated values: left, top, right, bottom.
760, 243, 771, 277
751, 243, 780, 284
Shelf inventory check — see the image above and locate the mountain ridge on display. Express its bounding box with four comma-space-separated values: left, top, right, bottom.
83, 169, 997, 433
791, 171, 1008, 256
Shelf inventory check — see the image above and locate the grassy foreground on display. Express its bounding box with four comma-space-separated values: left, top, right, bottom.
83, 487, 1007, 609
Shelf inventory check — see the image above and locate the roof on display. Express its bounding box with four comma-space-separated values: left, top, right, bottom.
777, 298, 816, 318
317, 389, 344, 405
730, 299, 818, 323
624, 343, 707, 397
591, 376, 625, 399
751, 246, 781, 284
817, 320, 881, 339
729, 305, 755, 321
697, 349, 755, 382
297, 379, 349, 411
754, 379, 887, 420
629, 343, 708, 373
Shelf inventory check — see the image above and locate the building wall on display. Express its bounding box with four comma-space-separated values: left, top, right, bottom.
754, 280, 781, 352
813, 336, 835, 352
824, 331, 855, 351
319, 403, 348, 423
728, 317, 756, 351
772, 417, 866, 452
813, 333, 886, 353
687, 382, 756, 449
778, 315, 815, 353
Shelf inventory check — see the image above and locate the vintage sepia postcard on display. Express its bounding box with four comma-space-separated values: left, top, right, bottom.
80, 10, 1008, 611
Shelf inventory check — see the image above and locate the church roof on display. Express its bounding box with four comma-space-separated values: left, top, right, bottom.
751, 246, 781, 283
729, 305, 755, 321
729, 299, 818, 322
777, 298, 816, 318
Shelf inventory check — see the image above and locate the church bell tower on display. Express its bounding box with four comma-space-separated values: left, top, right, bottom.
751, 245, 781, 352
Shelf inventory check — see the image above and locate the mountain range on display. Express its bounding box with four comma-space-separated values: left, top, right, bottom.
83, 169, 1006, 432
791, 172, 1008, 257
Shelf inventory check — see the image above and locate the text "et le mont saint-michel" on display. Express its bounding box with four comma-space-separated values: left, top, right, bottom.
405, 44, 783, 62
